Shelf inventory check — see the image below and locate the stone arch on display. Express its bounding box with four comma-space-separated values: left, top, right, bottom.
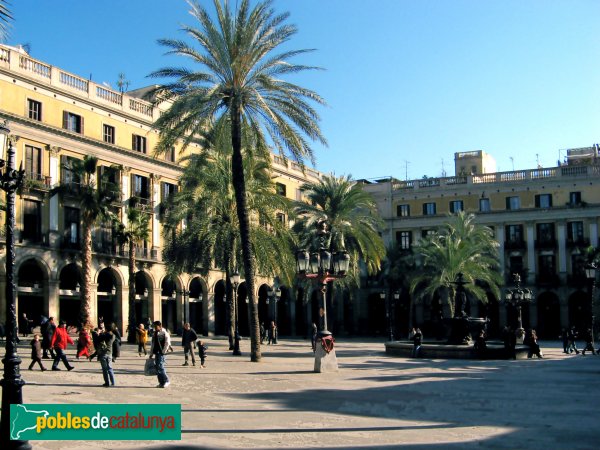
134, 270, 154, 326
188, 276, 208, 336
58, 263, 82, 328
213, 279, 227, 336
568, 290, 588, 334
536, 291, 561, 339
16, 258, 48, 328
96, 267, 122, 330
238, 282, 249, 337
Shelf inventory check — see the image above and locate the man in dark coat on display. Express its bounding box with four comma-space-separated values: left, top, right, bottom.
41, 317, 56, 359
181, 323, 198, 366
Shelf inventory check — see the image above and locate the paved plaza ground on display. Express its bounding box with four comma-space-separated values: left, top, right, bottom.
5, 336, 600, 449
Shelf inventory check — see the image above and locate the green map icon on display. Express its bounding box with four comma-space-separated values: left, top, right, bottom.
10, 404, 49, 440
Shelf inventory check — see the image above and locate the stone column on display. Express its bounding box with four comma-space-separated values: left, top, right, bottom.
590, 222, 598, 248
121, 286, 130, 336
206, 292, 215, 336
557, 222, 567, 284
47, 280, 60, 320
151, 288, 162, 324
526, 224, 536, 284
48, 146, 60, 247
89, 282, 98, 327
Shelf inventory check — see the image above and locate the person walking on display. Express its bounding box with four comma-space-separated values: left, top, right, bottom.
136, 323, 148, 356
50, 320, 74, 371
198, 340, 207, 368
268, 321, 278, 345
560, 328, 569, 354
88, 327, 101, 361
41, 317, 56, 359
149, 321, 171, 388
581, 328, 597, 355
76, 327, 91, 359
567, 327, 580, 354
28, 334, 46, 371
412, 328, 423, 358
526, 329, 543, 358
181, 323, 198, 366
110, 323, 122, 363
97, 327, 116, 387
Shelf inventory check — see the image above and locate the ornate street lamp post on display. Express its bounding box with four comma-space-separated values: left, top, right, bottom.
295, 221, 350, 372
504, 273, 534, 331
585, 263, 597, 333
389, 291, 400, 342
0, 123, 31, 450
268, 287, 281, 343
179, 289, 190, 326
230, 271, 241, 356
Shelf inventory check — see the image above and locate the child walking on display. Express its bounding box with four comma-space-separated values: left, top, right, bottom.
29, 334, 47, 371
198, 340, 207, 368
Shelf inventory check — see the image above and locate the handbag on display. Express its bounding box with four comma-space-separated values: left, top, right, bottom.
144, 358, 157, 376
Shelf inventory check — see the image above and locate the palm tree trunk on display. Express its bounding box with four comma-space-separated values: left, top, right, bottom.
127, 240, 137, 343
230, 103, 261, 362
80, 221, 93, 329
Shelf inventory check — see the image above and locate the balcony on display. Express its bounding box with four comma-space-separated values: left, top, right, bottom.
536, 273, 559, 287
566, 238, 590, 248
60, 236, 80, 251
567, 273, 588, 288
504, 239, 526, 250
130, 196, 154, 211
535, 238, 557, 250
23, 173, 52, 192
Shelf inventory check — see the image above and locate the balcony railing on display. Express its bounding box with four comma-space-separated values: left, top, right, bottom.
60, 236, 80, 251
535, 238, 557, 250
130, 196, 154, 211
0, 44, 156, 121
24, 173, 52, 191
504, 239, 526, 250
566, 238, 590, 248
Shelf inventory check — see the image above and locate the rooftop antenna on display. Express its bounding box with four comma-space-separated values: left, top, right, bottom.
510, 156, 514, 171
403, 160, 410, 181
536, 153, 541, 169
441, 158, 447, 177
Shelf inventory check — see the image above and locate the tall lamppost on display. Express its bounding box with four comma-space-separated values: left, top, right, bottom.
0, 123, 30, 450
230, 271, 241, 356
504, 273, 534, 331
179, 288, 190, 326
295, 221, 350, 336
268, 287, 281, 343
385, 291, 400, 342
585, 263, 597, 333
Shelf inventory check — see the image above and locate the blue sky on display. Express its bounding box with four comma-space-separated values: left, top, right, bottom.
7, 0, 600, 180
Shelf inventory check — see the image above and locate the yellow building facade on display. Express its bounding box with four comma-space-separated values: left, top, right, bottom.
0, 44, 321, 337
363, 149, 600, 338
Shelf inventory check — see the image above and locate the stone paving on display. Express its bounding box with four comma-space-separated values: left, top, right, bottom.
4, 336, 600, 449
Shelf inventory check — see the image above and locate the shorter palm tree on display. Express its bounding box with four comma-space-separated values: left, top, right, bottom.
114, 206, 150, 343
410, 211, 502, 318
51, 156, 119, 328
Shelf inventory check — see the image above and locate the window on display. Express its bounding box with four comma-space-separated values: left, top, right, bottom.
131, 174, 151, 209
396, 231, 412, 250
536, 223, 555, 244
567, 221, 584, 243
161, 182, 177, 202
103, 124, 115, 144
508, 256, 524, 278
164, 147, 175, 163
479, 198, 491, 212
62, 111, 84, 133
25, 145, 42, 180
60, 155, 81, 191
505, 224, 524, 246
449, 200, 464, 214
95, 219, 115, 254
98, 165, 121, 197
276, 213, 286, 224
538, 255, 556, 280
421, 229, 436, 239
132, 134, 147, 153
64, 207, 80, 247
396, 204, 410, 217
569, 191, 582, 206
275, 183, 286, 197
505, 196, 520, 210
22, 200, 42, 242
28, 99, 42, 121
422, 202, 436, 215
535, 194, 552, 208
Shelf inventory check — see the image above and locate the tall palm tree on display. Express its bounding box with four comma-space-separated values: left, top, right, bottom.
150, 0, 326, 361
50, 156, 119, 328
410, 211, 502, 317
0, 1, 12, 41
162, 142, 295, 345
114, 206, 150, 343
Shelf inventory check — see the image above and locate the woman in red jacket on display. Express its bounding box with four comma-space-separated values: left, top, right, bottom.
77, 327, 91, 359
51, 320, 75, 371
